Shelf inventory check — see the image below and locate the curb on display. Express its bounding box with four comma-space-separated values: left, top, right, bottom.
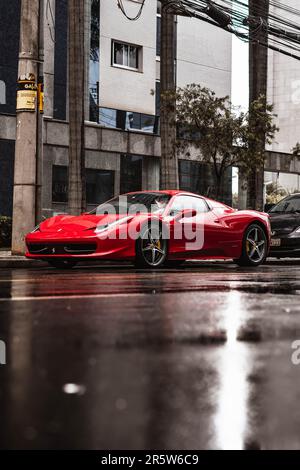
0, 258, 48, 269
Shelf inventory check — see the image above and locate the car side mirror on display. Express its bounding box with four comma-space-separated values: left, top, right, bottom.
174, 209, 197, 221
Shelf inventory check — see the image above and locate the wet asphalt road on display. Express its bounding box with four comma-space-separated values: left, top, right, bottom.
0, 261, 300, 450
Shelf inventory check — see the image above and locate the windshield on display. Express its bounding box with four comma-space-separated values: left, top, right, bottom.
270, 196, 300, 214
91, 193, 172, 215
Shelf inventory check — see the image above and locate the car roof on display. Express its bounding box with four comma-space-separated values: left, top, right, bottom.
125, 190, 204, 197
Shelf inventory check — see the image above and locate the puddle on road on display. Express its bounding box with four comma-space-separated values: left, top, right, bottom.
236, 284, 300, 295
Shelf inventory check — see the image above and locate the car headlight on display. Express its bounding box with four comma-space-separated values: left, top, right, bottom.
94, 216, 133, 234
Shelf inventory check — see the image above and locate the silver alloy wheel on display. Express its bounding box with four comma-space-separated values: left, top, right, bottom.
246, 226, 266, 263
141, 226, 166, 267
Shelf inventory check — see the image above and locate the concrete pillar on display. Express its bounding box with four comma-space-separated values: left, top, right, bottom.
12, 0, 40, 255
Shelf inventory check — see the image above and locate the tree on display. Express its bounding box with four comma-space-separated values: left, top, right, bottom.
165, 84, 278, 202
68, 0, 86, 215
240, 95, 279, 186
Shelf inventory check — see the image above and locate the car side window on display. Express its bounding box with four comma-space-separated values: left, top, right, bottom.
288, 197, 300, 212
272, 196, 300, 213
169, 195, 209, 216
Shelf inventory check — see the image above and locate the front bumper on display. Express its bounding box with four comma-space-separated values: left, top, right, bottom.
25, 231, 135, 260
269, 235, 300, 258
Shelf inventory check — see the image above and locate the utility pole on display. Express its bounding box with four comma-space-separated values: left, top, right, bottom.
68, 0, 86, 215
160, 1, 179, 189
36, 0, 44, 224
247, 0, 269, 210
12, 0, 41, 255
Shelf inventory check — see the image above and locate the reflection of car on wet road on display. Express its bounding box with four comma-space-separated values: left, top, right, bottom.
26, 190, 271, 269
268, 193, 300, 258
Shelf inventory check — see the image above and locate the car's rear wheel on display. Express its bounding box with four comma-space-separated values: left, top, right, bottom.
235, 224, 268, 267
135, 223, 168, 268
48, 260, 78, 269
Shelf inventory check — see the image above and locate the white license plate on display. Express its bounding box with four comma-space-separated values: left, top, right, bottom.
271, 238, 281, 247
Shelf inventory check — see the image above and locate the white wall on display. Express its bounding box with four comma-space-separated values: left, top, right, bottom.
99, 0, 157, 115
176, 17, 232, 98
267, 1, 300, 154
99, 1, 232, 115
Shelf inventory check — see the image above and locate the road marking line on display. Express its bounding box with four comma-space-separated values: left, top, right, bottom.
0, 292, 150, 302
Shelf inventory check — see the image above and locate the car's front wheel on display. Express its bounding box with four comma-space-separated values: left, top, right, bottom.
135, 223, 168, 268
48, 260, 78, 269
235, 224, 268, 267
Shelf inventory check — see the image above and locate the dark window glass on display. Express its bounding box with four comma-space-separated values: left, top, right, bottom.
127, 112, 141, 130
155, 81, 161, 116
141, 114, 156, 132
100, 108, 117, 127
90, 0, 100, 62
52, 166, 68, 203
93, 192, 171, 215
54, 0, 68, 120
179, 160, 232, 206
52, 165, 68, 202
52, 166, 114, 205
86, 169, 114, 205
113, 42, 139, 70
89, 0, 100, 123
156, 16, 161, 56
270, 196, 300, 213
99, 107, 158, 134
120, 155, 143, 194
0, 139, 15, 216
0, 0, 21, 114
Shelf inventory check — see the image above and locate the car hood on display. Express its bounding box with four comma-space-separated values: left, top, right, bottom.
269, 212, 300, 236
39, 214, 134, 233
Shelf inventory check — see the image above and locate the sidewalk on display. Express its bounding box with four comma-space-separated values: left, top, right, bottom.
0, 250, 47, 268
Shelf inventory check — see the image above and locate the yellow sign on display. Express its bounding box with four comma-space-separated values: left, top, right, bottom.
16, 80, 37, 112
38, 82, 44, 113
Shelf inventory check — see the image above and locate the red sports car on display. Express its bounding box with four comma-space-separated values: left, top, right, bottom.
25, 190, 271, 269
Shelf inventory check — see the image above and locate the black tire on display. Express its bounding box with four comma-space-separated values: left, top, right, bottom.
48, 260, 78, 269
235, 223, 268, 267
135, 222, 168, 268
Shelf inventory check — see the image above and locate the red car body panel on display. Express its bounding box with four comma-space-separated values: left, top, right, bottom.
25, 191, 271, 262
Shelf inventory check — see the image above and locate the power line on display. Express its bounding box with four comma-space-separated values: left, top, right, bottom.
116, 0, 146, 21
116, 0, 300, 62
176, 0, 300, 61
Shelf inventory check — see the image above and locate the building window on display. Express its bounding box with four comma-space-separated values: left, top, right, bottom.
52, 166, 68, 203
89, 0, 100, 122
86, 169, 114, 205
52, 166, 115, 206
112, 41, 141, 71
155, 81, 160, 116
120, 155, 143, 194
179, 160, 233, 206
99, 107, 159, 134
156, 1, 161, 57
0, 80, 6, 105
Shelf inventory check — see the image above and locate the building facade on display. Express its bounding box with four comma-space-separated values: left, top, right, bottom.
265, 0, 300, 201
0, 0, 299, 219
0, 0, 234, 218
